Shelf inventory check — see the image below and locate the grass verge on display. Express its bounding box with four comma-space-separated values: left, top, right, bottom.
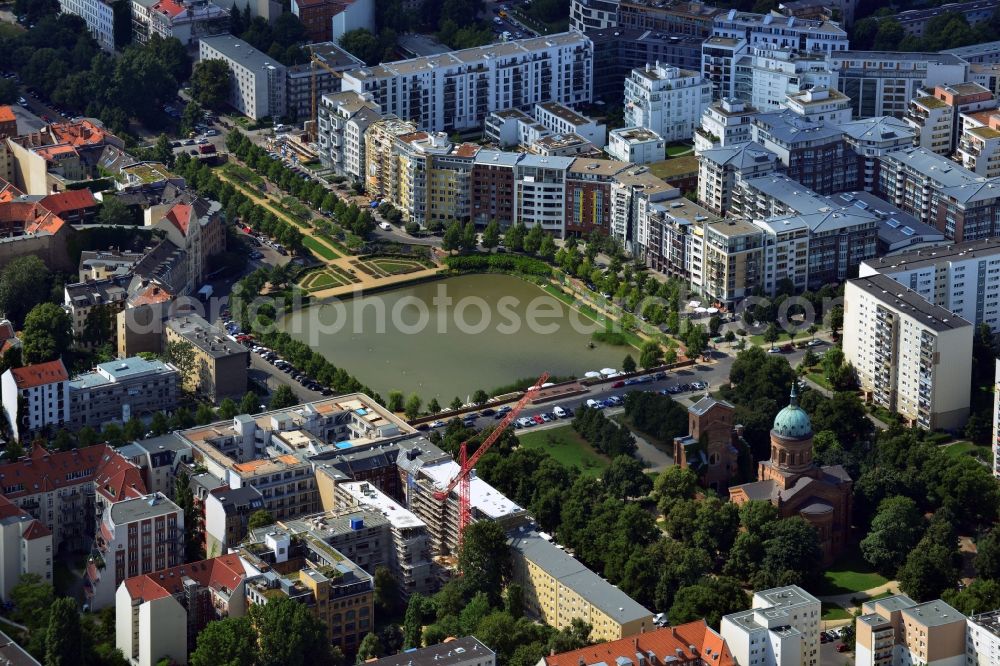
820, 550, 888, 595
517, 424, 611, 478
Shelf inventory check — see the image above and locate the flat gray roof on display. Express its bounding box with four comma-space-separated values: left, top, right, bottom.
832, 51, 968, 65
167, 314, 248, 359
370, 637, 494, 666
902, 600, 965, 628
699, 141, 776, 169
109, 493, 180, 524
200, 34, 285, 73
508, 529, 652, 625
863, 237, 1000, 272
848, 273, 973, 332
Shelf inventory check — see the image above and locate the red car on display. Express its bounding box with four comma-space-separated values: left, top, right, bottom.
532, 415, 545, 425
836, 644, 848, 653
612, 380, 625, 388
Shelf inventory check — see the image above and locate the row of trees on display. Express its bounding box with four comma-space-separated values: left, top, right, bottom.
173, 153, 305, 252
571, 406, 637, 458
0, 13, 190, 135
852, 9, 1000, 53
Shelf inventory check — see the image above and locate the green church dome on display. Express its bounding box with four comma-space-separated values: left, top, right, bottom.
772, 382, 812, 439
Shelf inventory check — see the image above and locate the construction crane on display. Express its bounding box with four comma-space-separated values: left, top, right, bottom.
433, 372, 550, 549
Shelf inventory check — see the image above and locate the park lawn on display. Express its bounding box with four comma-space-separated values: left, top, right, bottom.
370, 259, 421, 275
302, 235, 339, 260
820, 550, 888, 595
806, 371, 832, 391
665, 143, 693, 157
943, 440, 992, 461
822, 603, 852, 621
518, 424, 611, 478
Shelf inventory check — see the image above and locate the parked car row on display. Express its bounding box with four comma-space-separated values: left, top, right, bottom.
514, 406, 574, 428
253, 345, 335, 397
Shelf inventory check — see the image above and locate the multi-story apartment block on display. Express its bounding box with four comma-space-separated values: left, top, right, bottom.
58, 0, 117, 49
392, 132, 479, 226
341, 32, 593, 134
484, 109, 550, 148
0, 497, 52, 601
116, 554, 248, 666
624, 63, 713, 143
198, 35, 287, 120
589, 28, 704, 104
614, 0, 723, 36
877, 146, 1000, 242
534, 102, 607, 147
333, 481, 435, 597
784, 87, 852, 125
543, 621, 734, 666
63, 275, 130, 349
202, 484, 264, 556
879, 0, 997, 38
969, 608, 1000, 665
906, 83, 996, 156
117, 434, 192, 499
509, 527, 653, 642
844, 273, 973, 430
959, 109, 1000, 177
856, 595, 966, 666
164, 315, 247, 401
564, 158, 630, 237
364, 117, 417, 200
1, 359, 70, 442
741, 48, 838, 112
241, 528, 375, 653
285, 43, 366, 122
695, 97, 758, 153
607, 127, 666, 164
697, 140, 779, 215
87, 492, 184, 610
610, 166, 676, 250
371, 636, 495, 666
859, 238, 1000, 333
696, 218, 766, 304
638, 196, 715, 279
711, 9, 848, 53
840, 116, 917, 193
69, 357, 179, 430
702, 36, 747, 100
317, 91, 381, 183
751, 111, 859, 195
130, 0, 229, 47
291, 0, 373, 42
470, 150, 522, 227
830, 51, 969, 120
78, 249, 145, 282
721, 586, 822, 666
514, 155, 574, 236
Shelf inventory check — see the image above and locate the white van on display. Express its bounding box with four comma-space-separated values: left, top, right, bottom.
586, 399, 600, 409
553, 406, 567, 418
379, 222, 392, 231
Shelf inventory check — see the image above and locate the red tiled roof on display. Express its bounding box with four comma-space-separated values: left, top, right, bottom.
0, 179, 22, 203
22, 520, 51, 540
9, 359, 68, 389
152, 0, 185, 16
0, 106, 14, 124
48, 120, 108, 148
93, 449, 148, 503
544, 621, 736, 666
129, 283, 173, 307
123, 554, 248, 604
0, 444, 133, 500
165, 204, 192, 236
0, 495, 26, 521
38, 189, 97, 216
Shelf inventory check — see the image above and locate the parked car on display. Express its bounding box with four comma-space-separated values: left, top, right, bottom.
612, 380, 625, 388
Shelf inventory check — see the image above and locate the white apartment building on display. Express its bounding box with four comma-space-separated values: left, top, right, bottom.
514, 155, 573, 236
859, 238, 1000, 333
784, 87, 852, 125
131, 0, 229, 46
198, 34, 287, 120
969, 609, 1000, 666
742, 49, 837, 112
87, 493, 184, 610
856, 595, 966, 666
703, 36, 748, 101
959, 113, 1000, 177
721, 586, 821, 666
711, 10, 849, 54
1, 359, 70, 442
317, 91, 381, 182
844, 273, 973, 430
697, 141, 779, 215
831, 51, 970, 119
695, 97, 758, 153
607, 127, 666, 164
0, 500, 52, 601
610, 166, 676, 251
533, 102, 606, 147
341, 32, 593, 134
906, 95, 954, 154
624, 62, 712, 143
59, 0, 116, 50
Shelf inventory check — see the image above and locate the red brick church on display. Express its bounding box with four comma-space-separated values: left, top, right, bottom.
728, 384, 852, 564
